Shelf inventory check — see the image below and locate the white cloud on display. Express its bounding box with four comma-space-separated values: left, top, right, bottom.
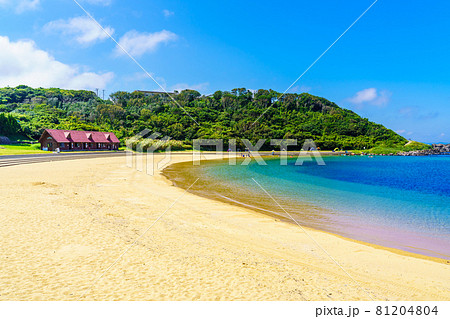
396, 129, 406, 134
0, 36, 114, 90
0, 0, 40, 13
17, 0, 39, 12
44, 16, 114, 46
349, 88, 376, 104
171, 82, 209, 93
116, 30, 177, 57
163, 9, 174, 17
347, 88, 391, 107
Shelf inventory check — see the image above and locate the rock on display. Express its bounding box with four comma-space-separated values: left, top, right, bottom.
398, 144, 450, 156
0, 136, 11, 145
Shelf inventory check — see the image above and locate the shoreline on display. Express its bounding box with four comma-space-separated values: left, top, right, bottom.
1, 153, 449, 300
162, 156, 449, 263
197, 192, 449, 264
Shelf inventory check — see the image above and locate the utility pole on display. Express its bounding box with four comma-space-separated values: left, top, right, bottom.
95, 88, 99, 97
102, 90, 105, 100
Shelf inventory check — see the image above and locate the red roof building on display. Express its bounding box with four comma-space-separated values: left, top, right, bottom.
39, 129, 120, 152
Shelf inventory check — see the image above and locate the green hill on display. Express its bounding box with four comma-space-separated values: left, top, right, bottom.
0, 85, 407, 150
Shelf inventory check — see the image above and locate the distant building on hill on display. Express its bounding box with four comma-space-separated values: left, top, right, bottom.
39, 129, 120, 152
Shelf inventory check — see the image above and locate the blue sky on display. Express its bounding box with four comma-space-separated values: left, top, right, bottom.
0, 0, 449, 143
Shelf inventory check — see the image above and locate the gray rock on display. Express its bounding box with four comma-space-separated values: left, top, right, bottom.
398, 144, 450, 156
0, 136, 11, 145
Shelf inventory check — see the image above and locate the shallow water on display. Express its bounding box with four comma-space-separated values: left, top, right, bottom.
163, 155, 450, 259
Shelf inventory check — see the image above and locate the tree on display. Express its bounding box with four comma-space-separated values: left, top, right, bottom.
96, 104, 125, 124
177, 89, 201, 103
0, 113, 21, 136
0, 85, 407, 149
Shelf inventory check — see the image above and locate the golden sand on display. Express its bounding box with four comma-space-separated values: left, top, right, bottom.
0, 154, 448, 300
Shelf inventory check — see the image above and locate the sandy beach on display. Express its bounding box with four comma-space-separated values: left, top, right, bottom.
0, 154, 449, 301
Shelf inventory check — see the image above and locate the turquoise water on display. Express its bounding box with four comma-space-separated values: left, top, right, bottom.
190, 155, 450, 259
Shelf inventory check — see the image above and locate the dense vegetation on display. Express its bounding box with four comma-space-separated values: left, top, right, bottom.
0, 113, 20, 137
0, 85, 408, 150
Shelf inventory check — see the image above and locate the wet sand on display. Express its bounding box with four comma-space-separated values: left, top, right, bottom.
163, 159, 450, 260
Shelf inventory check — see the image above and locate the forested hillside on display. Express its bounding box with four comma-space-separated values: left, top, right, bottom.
0, 85, 406, 150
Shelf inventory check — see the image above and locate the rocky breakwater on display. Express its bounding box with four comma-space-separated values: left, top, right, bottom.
398, 143, 450, 156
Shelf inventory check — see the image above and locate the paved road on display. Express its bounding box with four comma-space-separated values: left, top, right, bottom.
0, 151, 126, 168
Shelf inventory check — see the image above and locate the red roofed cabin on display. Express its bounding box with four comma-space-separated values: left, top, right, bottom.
39, 129, 120, 152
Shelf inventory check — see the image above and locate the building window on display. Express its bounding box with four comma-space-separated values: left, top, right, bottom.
60, 143, 65, 148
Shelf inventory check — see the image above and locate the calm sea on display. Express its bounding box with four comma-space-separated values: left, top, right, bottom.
164, 155, 450, 259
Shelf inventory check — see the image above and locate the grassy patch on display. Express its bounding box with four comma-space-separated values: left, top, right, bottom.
0, 144, 50, 156
366, 141, 431, 155
402, 141, 432, 152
